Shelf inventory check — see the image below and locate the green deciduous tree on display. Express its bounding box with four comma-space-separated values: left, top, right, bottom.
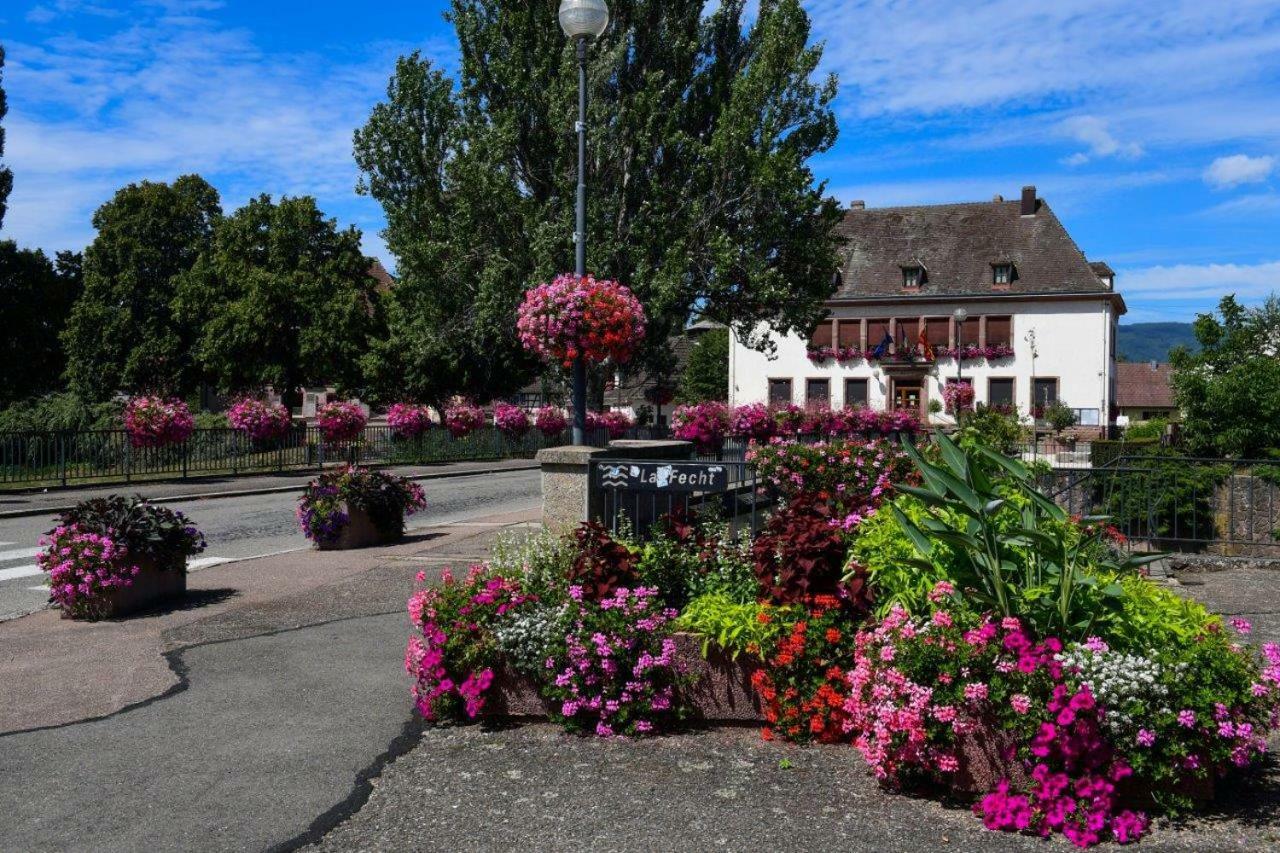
0, 45, 13, 231
176, 195, 383, 405
0, 242, 82, 405
678, 327, 729, 403
1170, 293, 1280, 459
355, 0, 841, 405
62, 175, 221, 400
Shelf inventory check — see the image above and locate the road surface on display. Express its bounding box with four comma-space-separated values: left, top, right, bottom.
0, 468, 541, 621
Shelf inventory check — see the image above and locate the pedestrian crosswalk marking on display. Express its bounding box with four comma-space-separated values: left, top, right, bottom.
0, 547, 44, 563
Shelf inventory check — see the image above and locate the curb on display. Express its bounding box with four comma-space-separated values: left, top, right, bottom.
0, 463, 540, 520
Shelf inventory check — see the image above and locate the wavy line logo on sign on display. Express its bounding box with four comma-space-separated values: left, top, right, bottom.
595, 462, 728, 492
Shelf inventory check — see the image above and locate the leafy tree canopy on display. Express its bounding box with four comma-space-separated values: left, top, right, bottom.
678, 327, 729, 403
355, 0, 841, 404
176, 194, 383, 402
0, 45, 12, 231
62, 175, 221, 400
0, 242, 82, 405
1170, 293, 1280, 459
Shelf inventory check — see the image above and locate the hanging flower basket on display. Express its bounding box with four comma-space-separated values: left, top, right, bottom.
227, 398, 293, 443
122, 396, 194, 448
316, 401, 368, 444
387, 403, 435, 439
517, 273, 646, 367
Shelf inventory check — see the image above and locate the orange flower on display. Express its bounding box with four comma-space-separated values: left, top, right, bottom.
825, 628, 841, 644
756, 611, 772, 625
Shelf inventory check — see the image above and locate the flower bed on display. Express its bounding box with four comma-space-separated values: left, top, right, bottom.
38, 496, 206, 619
316, 401, 367, 444
402, 432, 1279, 847
298, 466, 426, 549
122, 396, 195, 448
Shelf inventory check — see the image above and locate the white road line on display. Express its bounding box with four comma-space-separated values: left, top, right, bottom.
0, 565, 42, 582
0, 547, 44, 563
187, 556, 236, 571
0, 540, 14, 547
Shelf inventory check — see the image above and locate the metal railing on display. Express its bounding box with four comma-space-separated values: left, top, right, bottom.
1042, 456, 1280, 553
0, 425, 573, 489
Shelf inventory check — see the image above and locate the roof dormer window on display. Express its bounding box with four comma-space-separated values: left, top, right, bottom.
993, 263, 1014, 286
902, 266, 924, 289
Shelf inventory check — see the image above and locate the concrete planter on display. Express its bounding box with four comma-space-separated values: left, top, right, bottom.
482, 632, 764, 722
69, 554, 186, 620
316, 506, 404, 551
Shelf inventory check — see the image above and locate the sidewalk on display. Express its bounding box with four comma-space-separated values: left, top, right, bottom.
0, 457, 540, 518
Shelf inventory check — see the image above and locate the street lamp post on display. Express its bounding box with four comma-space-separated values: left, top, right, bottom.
559, 0, 610, 445
953, 307, 968, 427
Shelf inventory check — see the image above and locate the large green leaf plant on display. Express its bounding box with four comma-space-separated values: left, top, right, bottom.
877, 434, 1160, 641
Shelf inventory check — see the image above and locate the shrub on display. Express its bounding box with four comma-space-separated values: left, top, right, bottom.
444, 401, 486, 438
58, 495, 206, 565
1123, 419, 1167, 442
387, 403, 434, 438
634, 508, 756, 610
1096, 449, 1227, 543
1042, 400, 1078, 434
960, 404, 1025, 455
533, 406, 568, 437
406, 565, 531, 720
227, 398, 292, 441
493, 402, 531, 439
316, 401, 367, 444
297, 466, 426, 544
543, 585, 683, 737
671, 400, 731, 452
846, 493, 966, 617
751, 497, 865, 607
567, 522, 639, 601
122, 396, 194, 447
0, 392, 121, 432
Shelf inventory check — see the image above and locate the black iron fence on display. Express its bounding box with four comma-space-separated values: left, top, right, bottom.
590, 458, 766, 540
1044, 456, 1280, 554
0, 426, 577, 489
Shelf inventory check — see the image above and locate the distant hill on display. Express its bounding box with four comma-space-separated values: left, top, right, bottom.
1117, 322, 1199, 363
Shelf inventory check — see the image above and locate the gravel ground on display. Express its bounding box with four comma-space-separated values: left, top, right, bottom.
310, 562, 1280, 853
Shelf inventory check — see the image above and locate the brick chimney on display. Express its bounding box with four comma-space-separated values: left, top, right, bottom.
851, 200, 866, 210
1020, 185, 1037, 216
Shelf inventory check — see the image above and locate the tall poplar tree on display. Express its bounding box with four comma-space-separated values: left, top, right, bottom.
1, 44, 14, 231
355, 0, 841, 404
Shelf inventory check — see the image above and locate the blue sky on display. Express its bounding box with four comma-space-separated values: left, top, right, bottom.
2, 0, 1279, 324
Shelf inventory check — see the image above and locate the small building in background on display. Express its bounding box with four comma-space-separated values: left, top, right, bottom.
1115, 361, 1179, 422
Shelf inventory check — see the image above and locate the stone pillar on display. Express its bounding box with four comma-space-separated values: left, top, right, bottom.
536, 440, 694, 535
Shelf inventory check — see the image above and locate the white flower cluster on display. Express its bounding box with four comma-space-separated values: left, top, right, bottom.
495, 604, 564, 675
1058, 644, 1180, 734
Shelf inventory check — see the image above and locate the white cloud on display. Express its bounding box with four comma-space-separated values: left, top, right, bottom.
1204, 154, 1275, 189
1059, 116, 1143, 164
2, 4, 450, 257
1120, 260, 1280, 301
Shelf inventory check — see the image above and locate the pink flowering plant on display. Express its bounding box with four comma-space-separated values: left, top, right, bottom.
671, 401, 731, 452
297, 466, 426, 545
943, 381, 976, 415
517, 273, 647, 367
729, 403, 778, 442
316, 401, 367, 444
444, 401, 486, 439
746, 438, 914, 524
406, 565, 533, 720
387, 403, 434, 438
493, 402, 531, 440
587, 409, 634, 440
227, 398, 292, 442
534, 406, 569, 438
122, 396, 195, 448
542, 584, 686, 737
38, 526, 141, 619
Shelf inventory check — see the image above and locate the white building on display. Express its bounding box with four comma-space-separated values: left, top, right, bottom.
729, 187, 1125, 430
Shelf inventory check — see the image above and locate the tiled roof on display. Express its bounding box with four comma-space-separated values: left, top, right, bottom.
367, 259, 396, 293
833, 192, 1111, 298
1116, 361, 1176, 409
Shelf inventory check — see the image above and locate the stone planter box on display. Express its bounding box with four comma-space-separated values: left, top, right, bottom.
316, 506, 404, 551
68, 555, 186, 620
951, 723, 1215, 808
482, 632, 764, 723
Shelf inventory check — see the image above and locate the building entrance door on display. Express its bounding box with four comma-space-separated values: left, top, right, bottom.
894, 383, 922, 413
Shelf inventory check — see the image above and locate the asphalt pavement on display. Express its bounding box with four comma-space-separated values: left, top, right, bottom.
0, 467, 540, 621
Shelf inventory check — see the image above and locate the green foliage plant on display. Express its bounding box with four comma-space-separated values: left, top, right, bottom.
676, 593, 794, 660
888, 433, 1160, 641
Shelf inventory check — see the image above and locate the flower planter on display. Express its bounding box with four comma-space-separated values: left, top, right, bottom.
69, 555, 186, 620
480, 633, 764, 722
316, 506, 404, 551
